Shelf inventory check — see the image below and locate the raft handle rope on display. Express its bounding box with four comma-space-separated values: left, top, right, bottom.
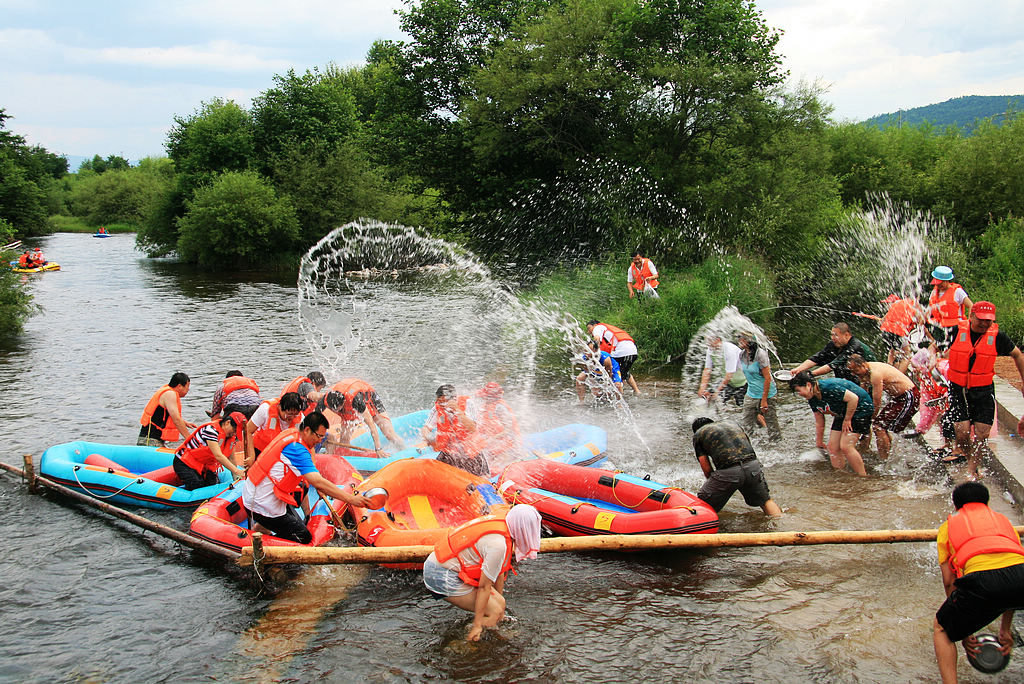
71, 465, 145, 499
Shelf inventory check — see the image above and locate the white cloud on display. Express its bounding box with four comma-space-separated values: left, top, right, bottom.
92, 41, 292, 73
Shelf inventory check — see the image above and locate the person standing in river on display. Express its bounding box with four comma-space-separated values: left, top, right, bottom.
945, 301, 1024, 479
697, 335, 747, 407
928, 266, 973, 352
736, 331, 782, 442
587, 319, 641, 395
789, 322, 876, 383
691, 417, 782, 516
845, 354, 918, 460
790, 371, 873, 476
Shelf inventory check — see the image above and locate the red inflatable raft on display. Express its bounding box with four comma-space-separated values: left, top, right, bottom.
189, 453, 362, 553
497, 459, 718, 536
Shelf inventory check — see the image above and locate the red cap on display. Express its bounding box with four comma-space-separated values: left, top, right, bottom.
973, 301, 996, 320
227, 411, 248, 430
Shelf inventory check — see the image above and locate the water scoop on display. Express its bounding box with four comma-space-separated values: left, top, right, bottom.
966, 633, 1010, 673
772, 369, 794, 382
361, 487, 389, 510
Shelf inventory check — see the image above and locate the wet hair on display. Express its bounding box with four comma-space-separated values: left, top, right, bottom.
302, 411, 330, 433
833, 322, 851, 335
847, 354, 867, 368
169, 372, 190, 388
324, 390, 345, 411
586, 319, 600, 327
279, 392, 304, 412
736, 331, 758, 357
952, 481, 990, 510
919, 341, 931, 350
631, 250, 642, 258
296, 382, 314, 398
225, 370, 243, 378
691, 417, 714, 433
307, 371, 326, 388
789, 370, 816, 391
435, 384, 456, 400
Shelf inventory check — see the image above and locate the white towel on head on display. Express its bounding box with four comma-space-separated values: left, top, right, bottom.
506, 504, 542, 562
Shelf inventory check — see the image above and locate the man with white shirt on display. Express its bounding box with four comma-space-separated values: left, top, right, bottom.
697, 335, 746, 406
587, 319, 641, 395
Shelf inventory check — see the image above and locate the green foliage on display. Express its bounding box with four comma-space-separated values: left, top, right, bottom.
863, 94, 1024, 134
0, 109, 59, 236
966, 217, 1024, 341
176, 171, 300, 268
0, 217, 35, 336
69, 167, 171, 227
77, 154, 131, 174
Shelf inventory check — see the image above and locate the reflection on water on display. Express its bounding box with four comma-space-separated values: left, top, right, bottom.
0, 233, 1020, 682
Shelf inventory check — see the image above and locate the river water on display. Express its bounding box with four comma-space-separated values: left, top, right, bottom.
1, 233, 1020, 683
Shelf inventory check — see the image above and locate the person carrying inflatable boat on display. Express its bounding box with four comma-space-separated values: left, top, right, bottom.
242, 412, 370, 544
173, 412, 247, 490
423, 504, 542, 641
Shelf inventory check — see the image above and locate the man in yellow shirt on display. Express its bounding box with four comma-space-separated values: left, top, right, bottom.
933, 481, 1024, 683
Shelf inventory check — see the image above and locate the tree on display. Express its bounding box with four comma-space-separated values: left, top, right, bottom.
70, 167, 171, 226
176, 171, 300, 267
0, 109, 52, 235
0, 217, 34, 336
78, 154, 130, 174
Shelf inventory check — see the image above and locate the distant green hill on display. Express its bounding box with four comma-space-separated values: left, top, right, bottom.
862, 95, 1023, 133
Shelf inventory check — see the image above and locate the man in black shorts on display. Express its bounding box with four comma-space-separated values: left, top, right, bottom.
691, 417, 782, 517
933, 482, 1024, 683
944, 301, 1024, 479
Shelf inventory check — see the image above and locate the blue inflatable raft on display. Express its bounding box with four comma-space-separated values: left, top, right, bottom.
39, 441, 234, 509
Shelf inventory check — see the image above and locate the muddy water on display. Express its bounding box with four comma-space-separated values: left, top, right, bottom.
0, 233, 1019, 682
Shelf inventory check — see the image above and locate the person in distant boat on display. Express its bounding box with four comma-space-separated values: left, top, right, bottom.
933, 481, 1024, 684
789, 322, 876, 383
846, 354, 919, 460
209, 370, 262, 420
173, 412, 246, 490
789, 371, 873, 476
587, 320, 641, 395
736, 331, 782, 442
323, 378, 404, 454
17, 251, 32, 268
244, 392, 305, 466
422, 384, 489, 476
98, 226, 108, 234
576, 340, 623, 402
627, 250, 659, 300
945, 301, 1024, 479
32, 247, 46, 265
698, 335, 747, 407
422, 504, 543, 641
469, 382, 524, 469
242, 412, 370, 544
138, 372, 196, 447
928, 266, 973, 352
690, 417, 782, 517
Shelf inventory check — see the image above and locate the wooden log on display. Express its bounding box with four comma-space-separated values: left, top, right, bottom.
237, 526, 1024, 567
0, 459, 238, 561
251, 532, 265, 578
23, 454, 36, 493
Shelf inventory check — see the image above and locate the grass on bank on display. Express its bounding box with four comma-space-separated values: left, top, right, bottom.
47, 215, 136, 233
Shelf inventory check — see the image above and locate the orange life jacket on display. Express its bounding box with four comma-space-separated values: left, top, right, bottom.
246, 428, 307, 506
223, 376, 260, 396
928, 283, 966, 327
474, 395, 520, 454
946, 502, 1024, 577
629, 258, 659, 291
947, 321, 999, 388
252, 398, 301, 452
595, 322, 634, 354
280, 376, 312, 397
331, 378, 376, 420
434, 396, 485, 456
176, 421, 237, 473
18, 253, 30, 268
434, 513, 514, 586
880, 298, 921, 337
139, 385, 182, 442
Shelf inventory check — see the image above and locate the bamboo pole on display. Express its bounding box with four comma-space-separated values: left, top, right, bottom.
0, 459, 238, 561
237, 526, 1024, 567
251, 532, 265, 577
22, 454, 36, 493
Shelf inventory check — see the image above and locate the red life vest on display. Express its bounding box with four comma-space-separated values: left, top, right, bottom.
434, 513, 514, 586
474, 395, 520, 454
928, 284, 966, 327
946, 502, 1024, 577
280, 376, 312, 397
18, 253, 30, 268
252, 398, 301, 452
947, 321, 999, 388
595, 322, 633, 354
629, 259, 659, 292
331, 378, 376, 421
880, 298, 920, 337
246, 428, 307, 506
139, 385, 182, 441
176, 421, 237, 473
223, 376, 260, 396
434, 396, 484, 455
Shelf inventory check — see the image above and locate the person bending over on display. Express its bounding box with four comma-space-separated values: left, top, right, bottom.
691, 417, 782, 517
789, 371, 873, 476
173, 412, 246, 490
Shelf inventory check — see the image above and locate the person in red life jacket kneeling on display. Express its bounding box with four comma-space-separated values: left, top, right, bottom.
422, 384, 489, 476
244, 392, 305, 467
138, 372, 196, 447
322, 378, 405, 454
944, 302, 1024, 479
241, 412, 370, 544
173, 412, 247, 490
423, 504, 542, 641
933, 482, 1024, 683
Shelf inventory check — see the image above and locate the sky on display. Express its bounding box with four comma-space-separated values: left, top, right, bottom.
2, 0, 1023, 164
